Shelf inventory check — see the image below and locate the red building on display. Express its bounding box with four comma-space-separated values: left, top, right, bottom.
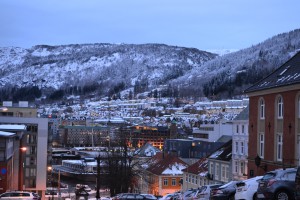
245, 52, 300, 177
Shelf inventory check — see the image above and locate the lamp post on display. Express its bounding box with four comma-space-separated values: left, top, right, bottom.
10, 147, 27, 190
47, 166, 54, 200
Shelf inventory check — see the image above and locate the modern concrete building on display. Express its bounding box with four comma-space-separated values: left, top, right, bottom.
0, 117, 49, 199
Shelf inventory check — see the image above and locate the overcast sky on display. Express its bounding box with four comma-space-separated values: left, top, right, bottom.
0, 0, 299, 51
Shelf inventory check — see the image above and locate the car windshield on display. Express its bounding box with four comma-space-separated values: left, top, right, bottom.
261, 172, 276, 180
219, 181, 236, 188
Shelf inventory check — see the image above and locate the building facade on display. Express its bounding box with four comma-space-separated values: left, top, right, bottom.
245, 52, 300, 177
232, 107, 249, 180
0, 117, 49, 199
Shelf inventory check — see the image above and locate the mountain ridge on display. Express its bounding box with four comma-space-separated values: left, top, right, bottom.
0, 28, 300, 101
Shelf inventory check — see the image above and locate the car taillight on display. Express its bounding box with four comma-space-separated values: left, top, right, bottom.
267, 179, 277, 187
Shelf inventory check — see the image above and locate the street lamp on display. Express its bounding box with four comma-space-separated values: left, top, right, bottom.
12, 146, 27, 190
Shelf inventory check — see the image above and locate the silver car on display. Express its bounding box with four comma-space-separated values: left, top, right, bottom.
197, 184, 222, 200
0, 191, 41, 200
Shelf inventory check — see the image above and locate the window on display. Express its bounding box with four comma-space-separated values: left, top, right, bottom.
225, 166, 229, 180
259, 133, 264, 158
260, 99, 265, 119
235, 142, 239, 154
210, 163, 213, 174
221, 165, 226, 181
215, 164, 219, 180
240, 162, 245, 175
234, 161, 238, 173
236, 125, 239, 134
172, 178, 176, 186
242, 125, 245, 134
241, 142, 244, 154
277, 96, 283, 119
163, 178, 168, 186
277, 133, 283, 161
191, 175, 195, 184
0, 151, 5, 162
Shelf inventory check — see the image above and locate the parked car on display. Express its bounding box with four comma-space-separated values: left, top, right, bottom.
182, 188, 198, 200
197, 184, 222, 200
119, 193, 145, 200
0, 191, 41, 200
235, 176, 263, 200
160, 193, 183, 200
111, 193, 125, 200
257, 167, 297, 200
210, 181, 238, 200
183, 189, 200, 200
295, 166, 300, 200
141, 194, 158, 200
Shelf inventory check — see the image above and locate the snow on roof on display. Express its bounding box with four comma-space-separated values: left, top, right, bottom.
0, 124, 26, 130
0, 131, 16, 137
162, 162, 186, 175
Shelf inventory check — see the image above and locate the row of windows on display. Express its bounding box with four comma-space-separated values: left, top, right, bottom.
259, 96, 285, 119
184, 174, 208, 185
234, 141, 247, 155
163, 178, 179, 186
234, 161, 246, 175
259, 132, 283, 161
209, 163, 229, 182
236, 124, 246, 134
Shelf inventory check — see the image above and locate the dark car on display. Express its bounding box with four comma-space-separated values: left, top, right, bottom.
295, 166, 300, 200
210, 181, 238, 200
257, 167, 296, 200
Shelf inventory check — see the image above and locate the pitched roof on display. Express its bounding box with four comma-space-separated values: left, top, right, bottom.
233, 106, 249, 120
245, 51, 300, 93
208, 140, 232, 161
182, 158, 208, 176
146, 152, 187, 175
135, 142, 161, 157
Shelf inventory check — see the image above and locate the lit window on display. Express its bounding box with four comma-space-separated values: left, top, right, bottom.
277, 133, 283, 161
259, 133, 264, 158
278, 96, 283, 119
260, 99, 265, 119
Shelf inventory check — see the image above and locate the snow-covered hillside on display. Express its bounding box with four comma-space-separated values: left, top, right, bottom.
0, 28, 300, 100
0, 43, 216, 92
